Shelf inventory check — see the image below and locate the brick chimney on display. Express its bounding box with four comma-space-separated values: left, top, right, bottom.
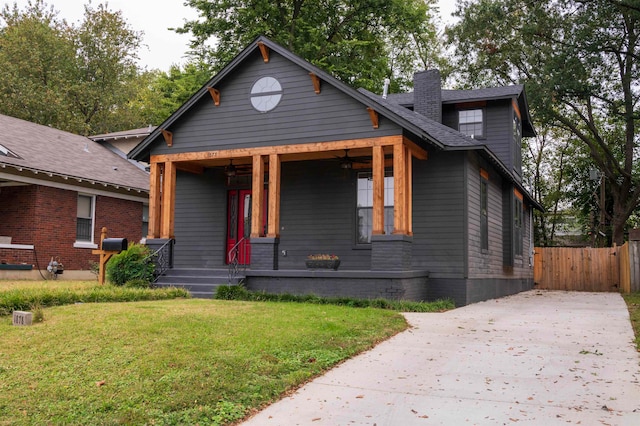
413, 70, 442, 123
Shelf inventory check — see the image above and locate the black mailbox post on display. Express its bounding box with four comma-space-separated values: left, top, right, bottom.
102, 238, 128, 252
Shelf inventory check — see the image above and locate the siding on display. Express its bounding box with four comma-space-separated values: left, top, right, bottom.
148, 50, 400, 157
411, 151, 466, 277
277, 161, 371, 270
466, 153, 507, 278
173, 169, 227, 268
442, 99, 515, 175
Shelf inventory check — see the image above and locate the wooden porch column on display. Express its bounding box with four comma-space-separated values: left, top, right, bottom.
160, 161, 176, 238
405, 145, 413, 235
251, 155, 265, 238
393, 143, 407, 234
267, 153, 281, 238
372, 145, 385, 235
147, 162, 162, 239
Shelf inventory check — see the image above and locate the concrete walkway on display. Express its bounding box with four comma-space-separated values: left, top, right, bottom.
243, 290, 640, 425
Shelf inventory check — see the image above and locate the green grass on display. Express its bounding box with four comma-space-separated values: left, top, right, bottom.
0, 280, 190, 316
623, 292, 640, 349
0, 284, 408, 425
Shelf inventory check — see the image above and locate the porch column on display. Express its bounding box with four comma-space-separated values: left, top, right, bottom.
393, 143, 407, 234
251, 154, 279, 270
147, 162, 162, 239
372, 145, 385, 236
160, 161, 176, 238
251, 154, 265, 238
267, 153, 281, 238
371, 142, 413, 271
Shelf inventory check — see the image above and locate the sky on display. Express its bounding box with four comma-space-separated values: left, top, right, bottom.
7, 0, 458, 72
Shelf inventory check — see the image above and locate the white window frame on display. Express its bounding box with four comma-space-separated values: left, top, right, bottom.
459, 108, 484, 138
74, 193, 97, 249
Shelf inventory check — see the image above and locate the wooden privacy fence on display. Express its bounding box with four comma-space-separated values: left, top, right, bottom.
534, 243, 640, 292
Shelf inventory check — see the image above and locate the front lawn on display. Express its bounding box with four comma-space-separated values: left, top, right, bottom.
623, 292, 640, 349
0, 296, 407, 425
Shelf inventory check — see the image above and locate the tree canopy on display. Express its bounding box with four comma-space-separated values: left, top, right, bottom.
176, 0, 447, 92
447, 0, 640, 244
0, 0, 157, 135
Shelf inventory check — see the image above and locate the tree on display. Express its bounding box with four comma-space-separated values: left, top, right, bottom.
0, 1, 152, 134
176, 0, 447, 92
447, 0, 640, 244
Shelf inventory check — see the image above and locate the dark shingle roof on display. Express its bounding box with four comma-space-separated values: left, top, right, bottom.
0, 114, 149, 192
386, 85, 525, 105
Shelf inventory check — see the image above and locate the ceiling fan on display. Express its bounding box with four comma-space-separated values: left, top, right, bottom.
335, 149, 370, 169
224, 159, 252, 176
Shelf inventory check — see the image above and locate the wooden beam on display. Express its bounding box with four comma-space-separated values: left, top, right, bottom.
405, 145, 413, 236
251, 155, 265, 238
257, 41, 269, 63
372, 145, 385, 236
367, 107, 379, 129
207, 87, 220, 106
160, 161, 176, 238
175, 162, 204, 175
403, 136, 428, 160
147, 162, 162, 238
160, 129, 173, 147
267, 154, 281, 238
150, 135, 403, 164
393, 143, 407, 234
309, 73, 321, 94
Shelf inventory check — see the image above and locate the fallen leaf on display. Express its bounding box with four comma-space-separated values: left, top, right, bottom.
312, 418, 321, 422
96, 380, 106, 387
356, 395, 364, 399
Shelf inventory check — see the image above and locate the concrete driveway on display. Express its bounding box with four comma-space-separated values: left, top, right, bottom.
243, 290, 640, 425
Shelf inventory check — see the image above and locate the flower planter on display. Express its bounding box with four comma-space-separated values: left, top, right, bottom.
305, 259, 341, 270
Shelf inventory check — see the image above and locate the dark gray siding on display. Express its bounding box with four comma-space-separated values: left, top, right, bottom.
276, 161, 372, 271
466, 153, 507, 278
411, 151, 466, 277
442, 99, 515, 176
148, 50, 401, 157
172, 169, 227, 268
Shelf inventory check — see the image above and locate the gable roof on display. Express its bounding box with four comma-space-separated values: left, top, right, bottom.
127, 36, 540, 210
0, 114, 149, 195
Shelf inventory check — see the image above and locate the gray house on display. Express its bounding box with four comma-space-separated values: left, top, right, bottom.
129, 36, 540, 306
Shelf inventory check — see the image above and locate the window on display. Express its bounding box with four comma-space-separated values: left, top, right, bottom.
142, 204, 149, 238
0, 143, 20, 159
480, 175, 489, 251
76, 194, 95, 243
514, 197, 523, 257
513, 113, 522, 171
459, 109, 484, 138
356, 171, 393, 244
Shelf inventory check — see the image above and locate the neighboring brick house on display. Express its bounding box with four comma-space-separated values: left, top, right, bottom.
0, 114, 149, 278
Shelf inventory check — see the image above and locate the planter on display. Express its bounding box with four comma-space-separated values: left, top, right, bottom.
305, 259, 341, 270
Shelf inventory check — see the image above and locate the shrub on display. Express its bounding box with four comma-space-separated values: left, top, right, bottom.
125, 279, 151, 289
105, 243, 155, 286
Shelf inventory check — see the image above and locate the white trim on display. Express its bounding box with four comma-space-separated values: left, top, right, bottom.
77, 193, 96, 245
0, 243, 34, 250
0, 171, 148, 203
73, 242, 98, 249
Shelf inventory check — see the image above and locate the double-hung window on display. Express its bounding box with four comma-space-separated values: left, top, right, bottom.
76, 194, 95, 244
514, 196, 523, 257
356, 171, 393, 244
459, 109, 484, 138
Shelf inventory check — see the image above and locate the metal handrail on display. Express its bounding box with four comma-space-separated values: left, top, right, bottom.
227, 237, 248, 285
145, 238, 174, 283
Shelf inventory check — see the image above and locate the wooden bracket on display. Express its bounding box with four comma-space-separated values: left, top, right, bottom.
161, 129, 173, 147
367, 107, 379, 129
257, 41, 269, 63
207, 87, 220, 106
309, 73, 321, 94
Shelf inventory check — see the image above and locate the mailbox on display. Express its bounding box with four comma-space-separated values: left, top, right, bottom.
102, 238, 128, 252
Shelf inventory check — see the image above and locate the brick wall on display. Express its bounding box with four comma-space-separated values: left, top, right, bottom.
0, 184, 145, 270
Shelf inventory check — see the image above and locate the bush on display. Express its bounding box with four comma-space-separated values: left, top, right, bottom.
125, 279, 151, 289
105, 243, 155, 286
213, 285, 454, 312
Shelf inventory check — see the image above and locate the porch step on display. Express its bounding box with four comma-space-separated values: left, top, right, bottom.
154, 268, 245, 298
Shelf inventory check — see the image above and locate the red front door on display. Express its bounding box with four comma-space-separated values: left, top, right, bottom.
226, 189, 266, 265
